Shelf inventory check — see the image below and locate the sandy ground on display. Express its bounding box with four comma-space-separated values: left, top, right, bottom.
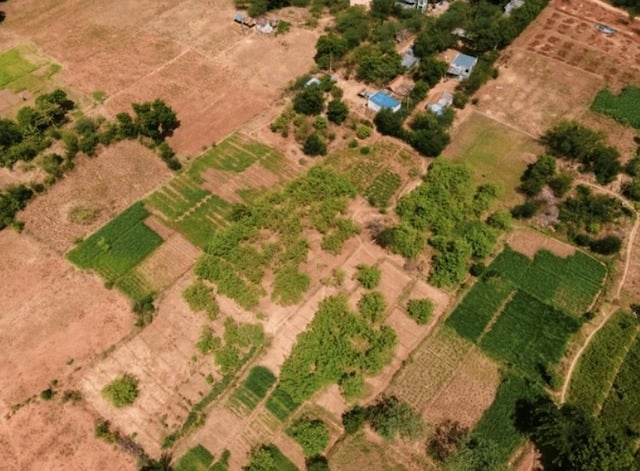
20, 140, 171, 254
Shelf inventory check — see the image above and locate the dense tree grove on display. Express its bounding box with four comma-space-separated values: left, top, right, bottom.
0, 184, 34, 230
342, 395, 424, 441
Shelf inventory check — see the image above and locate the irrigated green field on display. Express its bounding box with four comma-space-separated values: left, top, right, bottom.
592, 86, 640, 129
67, 202, 161, 300
229, 366, 277, 415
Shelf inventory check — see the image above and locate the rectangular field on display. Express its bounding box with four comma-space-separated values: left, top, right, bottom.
229, 366, 277, 415
66, 202, 162, 292
0, 48, 38, 88
489, 247, 605, 314
446, 278, 515, 342
265, 386, 300, 422
567, 311, 639, 413
479, 291, 581, 382
599, 335, 640, 439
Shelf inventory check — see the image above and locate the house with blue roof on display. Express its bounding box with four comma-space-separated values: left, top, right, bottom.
448, 53, 478, 80
367, 92, 401, 113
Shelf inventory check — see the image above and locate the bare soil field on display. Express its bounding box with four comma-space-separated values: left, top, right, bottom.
477, 0, 640, 138
0, 230, 132, 411
507, 228, 576, 259
0, 1, 318, 156
0, 401, 135, 471
20, 140, 171, 254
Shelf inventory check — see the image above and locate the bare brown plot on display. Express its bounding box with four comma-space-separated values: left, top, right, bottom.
0, 401, 135, 471
423, 349, 500, 429
507, 228, 576, 259
20, 140, 171, 254
0, 230, 132, 410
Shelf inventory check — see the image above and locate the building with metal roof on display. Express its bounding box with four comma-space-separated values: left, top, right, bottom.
448, 53, 478, 79
367, 92, 401, 113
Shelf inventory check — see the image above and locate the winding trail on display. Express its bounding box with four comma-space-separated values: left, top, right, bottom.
559, 186, 639, 403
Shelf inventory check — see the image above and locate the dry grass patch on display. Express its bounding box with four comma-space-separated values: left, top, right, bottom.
507, 228, 576, 259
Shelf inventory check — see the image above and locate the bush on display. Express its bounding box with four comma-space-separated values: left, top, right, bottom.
406, 298, 433, 325
355, 124, 372, 139
356, 264, 381, 289
101, 373, 139, 408
589, 235, 622, 255
294, 85, 325, 115
303, 134, 327, 156
358, 290, 387, 323
327, 99, 349, 124
286, 416, 330, 458
486, 211, 512, 231
367, 395, 425, 441
342, 406, 368, 434
511, 200, 539, 219
428, 420, 469, 461
338, 373, 365, 401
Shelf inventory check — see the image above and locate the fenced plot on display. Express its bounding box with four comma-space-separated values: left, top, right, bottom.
66, 202, 162, 298
446, 278, 515, 342
567, 311, 639, 414
480, 291, 581, 382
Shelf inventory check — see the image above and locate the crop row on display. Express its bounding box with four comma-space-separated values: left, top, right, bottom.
365, 169, 402, 208
567, 311, 638, 413
175, 195, 232, 248
265, 386, 300, 421
446, 278, 515, 342
230, 366, 276, 413
480, 291, 581, 383
592, 86, 640, 129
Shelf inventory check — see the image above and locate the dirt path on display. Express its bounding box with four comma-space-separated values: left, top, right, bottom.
559, 184, 639, 403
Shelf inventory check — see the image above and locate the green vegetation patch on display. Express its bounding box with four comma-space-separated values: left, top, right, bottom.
364, 169, 402, 208
480, 291, 580, 382
0, 48, 38, 89
275, 294, 396, 407
286, 416, 330, 458
464, 374, 544, 466
230, 366, 276, 413
592, 87, 640, 128
246, 444, 299, 471
174, 444, 214, 471
442, 112, 541, 206
446, 277, 515, 341
568, 311, 638, 414
599, 334, 640, 440
265, 386, 301, 421
489, 247, 605, 314
67, 202, 162, 299
101, 373, 139, 408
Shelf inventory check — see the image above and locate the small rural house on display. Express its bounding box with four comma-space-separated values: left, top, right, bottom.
426, 91, 453, 115
401, 47, 419, 69
396, 0, 428, 12
368, 92, 401, 113
504, 0, 525, 16
448, 53, 478, 79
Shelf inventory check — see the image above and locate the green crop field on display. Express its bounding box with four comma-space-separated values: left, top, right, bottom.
0, 48, 38, 89
266, 386, 300, 421
446, 278, 515, 341
365, 169, 402, 208
442, 112, 543, 207
174, 445, 214, 471
599, 335, 640, 439
229, 366, 276, 413
174, 195, 233, 248
480, 291, 581, 382
469, 374, 544, 465
67, 202, 162, 299
489, 247, 605, 314
592, 87, 640, 128
567, 311, 638, 414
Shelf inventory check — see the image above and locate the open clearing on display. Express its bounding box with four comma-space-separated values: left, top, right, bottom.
442, 111, 543, 207
477, 0, 640, 138
0, 0, 318, 155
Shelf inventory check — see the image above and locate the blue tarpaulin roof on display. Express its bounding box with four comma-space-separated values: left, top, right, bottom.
370, 92, 400, 109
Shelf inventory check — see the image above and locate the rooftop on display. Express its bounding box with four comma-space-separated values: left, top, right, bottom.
451, 53, 478, 70
370, 91, 401, 109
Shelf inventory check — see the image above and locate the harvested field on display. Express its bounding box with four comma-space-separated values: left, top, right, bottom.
21, 140, 170, 254
423, 349, 501, 429
329, 430, 421, 471
0, 230, 132, 410
79, 273, 224, 456
0, 401, 135, 471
